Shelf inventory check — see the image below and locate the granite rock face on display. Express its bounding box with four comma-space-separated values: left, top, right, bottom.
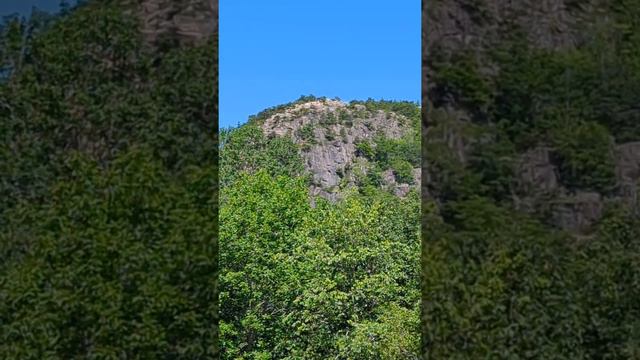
550, 192, 604, 234
425, 0, 604, 115
425, 107, 640, 235
614, 142, 640, 213
426, 0, 593, 54
512, 142, 640, 233
124, 0, 216, 47
512, 146, 561, 216
259, 99, 419, 202
424, 0, 639, 235
511, 141, 640, 233
517, 147, 559, 194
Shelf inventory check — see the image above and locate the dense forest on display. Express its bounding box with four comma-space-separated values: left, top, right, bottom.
219, 97, 422, 358
0, 1, 219, 357
9, 0, 640, 358
424, 0, 640, 358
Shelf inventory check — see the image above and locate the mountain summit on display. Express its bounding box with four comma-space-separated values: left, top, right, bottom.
221, 96, 420, 202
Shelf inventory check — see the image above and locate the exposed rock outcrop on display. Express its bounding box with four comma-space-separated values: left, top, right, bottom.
258, 99, 419, 201
424, 0, 637, 236
550, 192, 604, 234
511, 141, 640, 233
615, 141, 640, 213
123, 0, 216, 47
517, 146, 559, 194
426, 0, 594, 55
512, 146, 563, 216
425, 107, 475, 164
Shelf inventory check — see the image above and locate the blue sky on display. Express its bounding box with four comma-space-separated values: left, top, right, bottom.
220, 0, 420, 128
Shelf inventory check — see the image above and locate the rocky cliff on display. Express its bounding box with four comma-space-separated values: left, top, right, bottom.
425, 0, 605, 116
260, 99, 419, 200
120, 0, 216, 47
223, 97, 421, 202
425, 0, 640, 235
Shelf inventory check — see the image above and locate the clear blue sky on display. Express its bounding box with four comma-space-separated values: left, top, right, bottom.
220, 1, 420, 128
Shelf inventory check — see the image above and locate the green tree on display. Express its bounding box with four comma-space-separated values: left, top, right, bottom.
220, 171, 420, 359
550, 120, 616, 193
219, 124, 305, 187
0, 2, 219, 357
0, 149, 218, 358
392, 159, 414, 184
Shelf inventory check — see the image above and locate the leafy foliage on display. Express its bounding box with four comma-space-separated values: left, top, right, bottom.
248, 94, 321, 124
1, 2, 216, 220
0, 2, 218, 357
392, 159, 415, 185
220, 124, 305, 187
374, 133, 420, 168
355, 140, 375, 159
424, 1, 640, 358
550, 120, 616, 193
423, 197, 640, 358
349, 99, 421, 126
220, 171, 419, 359
297, 123, 316, 143
1, 149, 217, 358
431, 53, 493, 116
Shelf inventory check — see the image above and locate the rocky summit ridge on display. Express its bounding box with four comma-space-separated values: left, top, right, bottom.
243, 97, 421, 202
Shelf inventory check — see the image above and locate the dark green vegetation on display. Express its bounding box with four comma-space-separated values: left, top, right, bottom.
424, 0, 640, 358
0, 2, 218, 358
220, 99, 421, 359
220, 124, 305, 188
423, 197, 640, 358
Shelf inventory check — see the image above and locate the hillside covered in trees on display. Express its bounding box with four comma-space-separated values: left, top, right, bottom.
219, 97, 421, 358
0, 1, 218, 357
423, 0, 640, 358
